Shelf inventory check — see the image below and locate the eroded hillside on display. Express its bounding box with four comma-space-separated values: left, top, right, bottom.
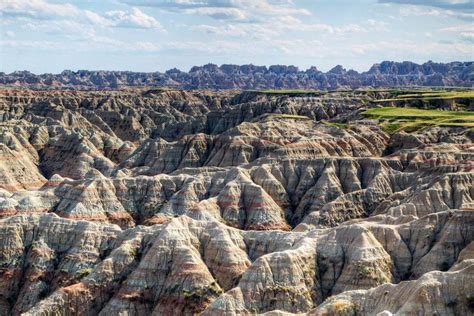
1, 61, 472, 89
0, 88, 473, 315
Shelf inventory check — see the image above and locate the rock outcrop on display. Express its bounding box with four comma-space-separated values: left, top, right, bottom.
1, 61, 472, 90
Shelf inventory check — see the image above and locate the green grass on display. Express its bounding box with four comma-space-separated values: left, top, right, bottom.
373, 90, 474, 102
77, 268, 93, 278
363, 107, 474, 134
364, 107, 473, 118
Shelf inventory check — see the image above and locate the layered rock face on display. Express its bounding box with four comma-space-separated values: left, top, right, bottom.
0, 88, 473, 315
1, 60, 472, 89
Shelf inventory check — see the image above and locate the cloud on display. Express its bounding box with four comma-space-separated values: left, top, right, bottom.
270, 39, 330, 57
193, 16, 368, 40
1, 37, 162, 52
1, 40, 65, 50
193, 24, 272, 38
350, 40, 473, 56
122, 0, 311, 20
440, 24, 474, 32
0, 0, 163, 29
164, 40, 250, 54
367, 19, 389, 31
184, 7, 248, 20
0, 0, 109, 25
380, 0, 473, 20
11, 18, 98, 38
274, 16, 368, 34
398, 5, 474, 19
105, 8, 163, 29
441, 24, 474, 43
379, 0, 473, 12
460, 32, 474, 43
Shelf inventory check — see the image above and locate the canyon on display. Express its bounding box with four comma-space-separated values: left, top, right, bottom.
0, 87, 473, 315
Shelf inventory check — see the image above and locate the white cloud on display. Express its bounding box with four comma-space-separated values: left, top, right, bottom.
193, 24, 271, 38
193, 16, 368, 40
350, 40, 473, 56
165, 40, 249, 54
440, 24, 474, 32
1, 37, 162, 52
271, 39, 330, 57
244, 0, 311, 16
399, 4, 473, 20
184, 7, 248, 20
0, 0, 109, 26
441, 24, 474, 43
379, 0, 473, 12
367, 19, 389, 31
1, 40, 64, 49
460, 32, 474, 42
0, 0, 163, 30
105, 8, 163, 29
123, 0, 311, 20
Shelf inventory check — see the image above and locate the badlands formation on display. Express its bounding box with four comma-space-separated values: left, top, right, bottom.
0, 88, 473, 315
1, 61, 472, 90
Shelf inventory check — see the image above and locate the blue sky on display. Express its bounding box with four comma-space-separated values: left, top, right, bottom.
1, 0, 473, 73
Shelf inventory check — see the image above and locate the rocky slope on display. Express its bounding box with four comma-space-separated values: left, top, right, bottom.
1, 60, 473, 89
0, 88, 473, 315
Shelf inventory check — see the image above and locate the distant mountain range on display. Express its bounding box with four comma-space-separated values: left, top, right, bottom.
1, 61, 472, 90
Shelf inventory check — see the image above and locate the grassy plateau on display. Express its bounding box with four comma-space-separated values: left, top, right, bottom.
372, 89, 474, 105
363, 107, 474, 134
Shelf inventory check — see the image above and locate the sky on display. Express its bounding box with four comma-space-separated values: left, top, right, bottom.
0, 0, 473, 74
